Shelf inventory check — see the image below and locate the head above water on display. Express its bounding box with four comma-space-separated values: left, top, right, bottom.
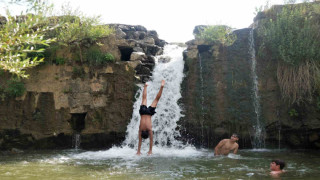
141, 130, 149, 139
231, 133, 239, 141
271, 159, 286, 170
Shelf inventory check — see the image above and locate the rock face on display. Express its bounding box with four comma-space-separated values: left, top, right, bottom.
109, 24, 166, 83
182, 22, 320, 149
0, 24, 166, 150
181, 28, 254, 148
253, 5, 320, 149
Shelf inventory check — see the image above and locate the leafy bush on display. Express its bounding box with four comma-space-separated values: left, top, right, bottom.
195, 25, 236, 46
0, 1, 56, 78
1, 1, 114, 78
51, 4, 114, 47
86, 48, 115, 65
257, 2, 320, 104
104, 53, 115, 63
55, 57, 66, 65
5, 79, 26, 97
288, 108, 299, 117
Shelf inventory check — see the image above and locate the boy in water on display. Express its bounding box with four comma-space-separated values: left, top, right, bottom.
270, 159, 286, 177
214, 133, 239, 156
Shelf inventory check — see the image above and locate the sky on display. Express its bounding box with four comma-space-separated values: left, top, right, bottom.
0, 0, 305, 42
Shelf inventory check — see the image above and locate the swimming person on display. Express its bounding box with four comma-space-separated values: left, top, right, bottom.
136, 80, 165, 155
270, 159, 286, 178
214, 133, 239, 156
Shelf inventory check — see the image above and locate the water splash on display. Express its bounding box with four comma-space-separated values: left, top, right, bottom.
123, 44, 187, 150
249, 28, 265, 148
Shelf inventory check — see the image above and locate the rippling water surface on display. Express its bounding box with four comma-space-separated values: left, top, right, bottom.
1, 148, 319, 179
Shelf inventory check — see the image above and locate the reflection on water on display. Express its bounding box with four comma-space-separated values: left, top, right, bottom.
0, 149, 320, 179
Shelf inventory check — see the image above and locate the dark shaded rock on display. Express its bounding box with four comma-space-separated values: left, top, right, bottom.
0, 16, 7, 26
146, 55, 156, 64
135, 64, 151, 75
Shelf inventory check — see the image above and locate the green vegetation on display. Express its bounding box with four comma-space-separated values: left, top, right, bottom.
288, 108, 299, 117
72, 66, 85, 79
257, 2, 320, 104
104, 53, 115, 63
52, 8, 114, 46
195, 25, 237, 46
55, 57, 66, 65
85, 48, 115, 65
49, 4, 114, 63
0, 1, 56, 78
0, 0, 114, 79
5, 78, 26, 97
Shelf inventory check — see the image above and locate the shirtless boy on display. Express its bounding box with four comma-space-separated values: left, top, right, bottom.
214, 133, 239, 156
270, 159, 286, 178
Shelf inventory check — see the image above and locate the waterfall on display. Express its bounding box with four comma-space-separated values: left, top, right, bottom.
72, 133, 81, 150
123, 44, 186, 149
249, 29, 265, 148
198, 53, 205, 147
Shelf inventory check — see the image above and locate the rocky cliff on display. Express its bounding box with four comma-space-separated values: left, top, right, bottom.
181, 12, 320, 149
180, 28, 254, 148
0, 24, 166, 150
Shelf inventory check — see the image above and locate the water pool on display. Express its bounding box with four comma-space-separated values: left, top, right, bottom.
1, 148, 319, 179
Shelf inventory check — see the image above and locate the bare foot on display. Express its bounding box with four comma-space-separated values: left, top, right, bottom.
136, 152, 141, 156
147, 151, 152, 155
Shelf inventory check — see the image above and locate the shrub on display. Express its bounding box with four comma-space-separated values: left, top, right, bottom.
104, 53, 115, 63
0, 1, 56, 78
50, 4, 114, 64
257, 2, 320, 104
195, 25, 236, 46
86, 48, 114, 65
55, 57, 66, 65
5, 79, 26, 97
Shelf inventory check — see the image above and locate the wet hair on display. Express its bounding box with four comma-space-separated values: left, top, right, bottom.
232, 133, 239, 138
272, 159, 286, 170
141, 130, 149, 139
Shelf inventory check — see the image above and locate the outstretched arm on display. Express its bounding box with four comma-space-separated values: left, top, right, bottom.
136, 130, 142, 155
150, 80, 165, 107
148, 130, 153, 155
141, 83, 148, 106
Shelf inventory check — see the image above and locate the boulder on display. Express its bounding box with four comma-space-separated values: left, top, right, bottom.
130, 52, 147, 61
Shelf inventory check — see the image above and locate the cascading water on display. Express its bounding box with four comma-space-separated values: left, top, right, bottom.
72, 133, 81, 150
249, 28, 265, 148
123, 44, 189, 151
198, 53, 205, 147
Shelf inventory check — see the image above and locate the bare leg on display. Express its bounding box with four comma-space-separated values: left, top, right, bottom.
141, 83, 148, 106
150, 80, 165, 107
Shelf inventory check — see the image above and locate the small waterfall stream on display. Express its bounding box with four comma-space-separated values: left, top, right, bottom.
198, 53, 205, 147
72, 133, 81, 150
249, 29, 265, 148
